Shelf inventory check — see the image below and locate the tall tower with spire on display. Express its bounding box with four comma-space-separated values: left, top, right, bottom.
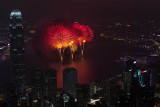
9, 9, 25, 101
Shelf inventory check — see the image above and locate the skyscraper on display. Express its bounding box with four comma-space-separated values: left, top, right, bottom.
32, 68, 43, 107
63, 67, 77, 98
31, 68, 57, 107
76, 84, 90, 107
43, 68, 57, 106
123, 72, 132, 96
9, 9, 25, 100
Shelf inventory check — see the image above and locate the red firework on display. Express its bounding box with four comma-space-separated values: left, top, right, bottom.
46, 22, 94, 61
85, 25, 94, 41
47, 24, 75, 62
72, 23, 94, 44
47, 24, 74, 49
72, 23, 94, 56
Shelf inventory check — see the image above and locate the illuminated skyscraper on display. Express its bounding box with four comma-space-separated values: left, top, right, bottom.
9, 9, 25, 100
63, 67, 77, 98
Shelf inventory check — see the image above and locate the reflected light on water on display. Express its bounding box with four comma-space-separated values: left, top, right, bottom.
50, 57, 93, 88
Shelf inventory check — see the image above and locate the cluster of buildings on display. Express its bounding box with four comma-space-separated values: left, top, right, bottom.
1, 9, 160, 107
99, 19, 160, 56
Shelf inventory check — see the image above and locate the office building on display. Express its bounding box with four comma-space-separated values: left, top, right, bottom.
9, 9, 26, 106
63, 67, 77, 98
31, 68, 57, 107
76, 84, 90, 107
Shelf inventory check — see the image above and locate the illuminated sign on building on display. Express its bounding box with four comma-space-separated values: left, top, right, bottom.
134, 70, 149, 86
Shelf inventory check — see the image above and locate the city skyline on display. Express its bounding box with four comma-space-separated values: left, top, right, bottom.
0, 0, 160, 106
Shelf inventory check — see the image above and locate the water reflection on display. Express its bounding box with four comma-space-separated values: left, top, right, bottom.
50, 57, 93, 88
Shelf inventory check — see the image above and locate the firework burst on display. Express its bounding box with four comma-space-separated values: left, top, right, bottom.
73, 23, 94, 56
46, 22, 94, 62
47, 24, 73, 62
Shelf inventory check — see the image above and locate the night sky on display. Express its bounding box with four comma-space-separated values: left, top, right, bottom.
0, 0, 160, 24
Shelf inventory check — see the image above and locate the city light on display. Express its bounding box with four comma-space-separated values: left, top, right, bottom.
90, 99, 100, 105
1, 5, 160, 107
